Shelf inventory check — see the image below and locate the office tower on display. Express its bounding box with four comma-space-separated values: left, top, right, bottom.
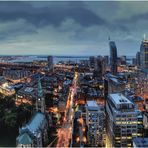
136, 52, 141, 67
132, 58, 137, 66
140, 39, 148, 73
109, 41, 118, 75
120, 56, 126, 65
86, 101, 105, 147
47, 56, 53, 72
89, 56, 96, 69
94, 56, 105, 77
106, 93, 143, 147
104, 55, 109, 66
104, 73, 126, 95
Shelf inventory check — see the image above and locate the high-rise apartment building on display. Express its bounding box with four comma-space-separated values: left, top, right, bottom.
106, 93, 143, 147
86, 101, 105, 147
109, 41, 118, 75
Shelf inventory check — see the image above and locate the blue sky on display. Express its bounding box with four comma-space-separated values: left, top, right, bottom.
0, 1, 148, 56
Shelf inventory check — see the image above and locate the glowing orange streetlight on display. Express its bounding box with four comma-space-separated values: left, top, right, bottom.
83, 136, 86, 143
76, 137, 80, 143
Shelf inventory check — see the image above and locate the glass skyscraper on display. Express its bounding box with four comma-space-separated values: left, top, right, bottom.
140, 39, 148, 73
109, 41, 118, 75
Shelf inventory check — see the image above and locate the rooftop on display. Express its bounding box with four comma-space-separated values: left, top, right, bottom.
86, 101, 99, 111
20, 112, 46, 136
109, 93, 134, 110
24, 87, 34, 93
133, 137, 148, 147
17, 133, 32, 145
27, 112, 45, 133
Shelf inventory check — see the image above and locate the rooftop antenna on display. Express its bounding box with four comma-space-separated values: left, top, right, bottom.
143, 34, 146, 41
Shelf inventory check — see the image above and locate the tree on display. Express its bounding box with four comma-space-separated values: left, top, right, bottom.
4, 112, 17, 128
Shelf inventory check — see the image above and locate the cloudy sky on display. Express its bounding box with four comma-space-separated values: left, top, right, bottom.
0, 1, 148, 56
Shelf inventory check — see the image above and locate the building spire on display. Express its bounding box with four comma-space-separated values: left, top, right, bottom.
36, 76, 45, 113
143, 34, 146, 41
38, 77, 43, 97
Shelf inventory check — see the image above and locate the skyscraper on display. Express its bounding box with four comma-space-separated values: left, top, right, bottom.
136, 51, 141, 67
140, 39, 148, 73
47, 56, 53, 72
109, 41, 118, 75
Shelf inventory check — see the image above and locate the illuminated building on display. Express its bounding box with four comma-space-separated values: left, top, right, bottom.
16, 87, 36, 106
3, 69, 31, 83
0, 84, 15, 96
0, 76, 15, 96
140, 39, 148, 73
143, 112, 148, 129
109, 41, 118, 75
85, 101, 105, 147
106, 93, 143, 147
143, 100, 148, 136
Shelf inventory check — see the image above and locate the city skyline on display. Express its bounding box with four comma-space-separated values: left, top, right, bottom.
0, 1, 148, 55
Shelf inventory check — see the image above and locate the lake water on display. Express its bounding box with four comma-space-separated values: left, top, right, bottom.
0, 55, 133, 64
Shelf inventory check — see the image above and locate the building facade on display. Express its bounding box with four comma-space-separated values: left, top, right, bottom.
86, 101, 105, 147
140, 39, 148, 73
106, 93, 143, 147
47, 56, 53, 72
109, 41, 118, 75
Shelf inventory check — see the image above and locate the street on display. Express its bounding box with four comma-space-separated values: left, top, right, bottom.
56, 72, 78, 147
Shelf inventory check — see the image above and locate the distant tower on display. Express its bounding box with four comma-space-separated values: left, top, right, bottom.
36, 77, 45, 113
140, 37, 148, 73
109, 41, 118, 75
47, 56, 53, 72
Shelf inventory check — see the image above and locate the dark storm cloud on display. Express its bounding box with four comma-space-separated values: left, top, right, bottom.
0, 1, 148, 55
0, 1, 107, 27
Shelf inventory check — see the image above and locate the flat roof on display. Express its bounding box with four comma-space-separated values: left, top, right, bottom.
86, 101, 99, 110
109, 93, 135, 110
109, 93, 131, 105
24, 87, 34, 93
